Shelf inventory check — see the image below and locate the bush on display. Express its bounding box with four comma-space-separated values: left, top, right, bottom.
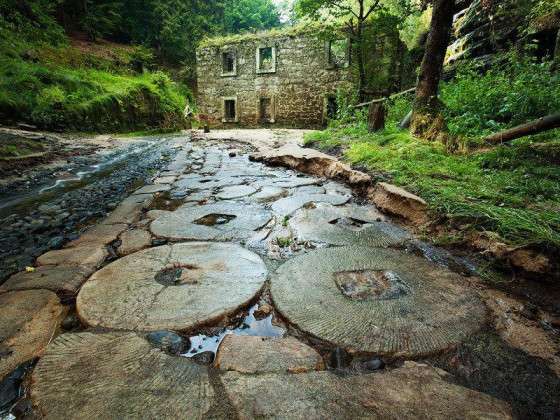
441, 53, 560, 137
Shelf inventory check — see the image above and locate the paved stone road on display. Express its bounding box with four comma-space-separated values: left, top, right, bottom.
2, 131, 559, 418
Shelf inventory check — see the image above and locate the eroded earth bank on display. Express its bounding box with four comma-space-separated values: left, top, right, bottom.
1, 130, 559, 419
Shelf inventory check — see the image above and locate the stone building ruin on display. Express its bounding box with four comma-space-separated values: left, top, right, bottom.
196, 28, 356, 129
196, 24, 407, 129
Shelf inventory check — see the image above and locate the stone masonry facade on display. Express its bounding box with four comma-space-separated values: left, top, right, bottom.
196, 31, 355, 128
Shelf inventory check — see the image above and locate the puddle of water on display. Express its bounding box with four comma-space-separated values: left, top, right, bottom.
182, 305, 284, 358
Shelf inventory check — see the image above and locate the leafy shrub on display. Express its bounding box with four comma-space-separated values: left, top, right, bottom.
441, 53, 560, 137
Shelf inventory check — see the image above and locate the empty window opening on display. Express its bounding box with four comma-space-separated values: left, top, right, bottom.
222, 51, 235, 75
327, 96, 338, 120
224, 99, 236, 122
328, 39, 349, 68
259, 98, 272, 123
257, 46, 275, 72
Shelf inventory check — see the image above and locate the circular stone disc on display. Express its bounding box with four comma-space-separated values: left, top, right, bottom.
150, 202, 272, 241
31, 332, 213, 419
289, 203, 409, 247
271, 246, 486, 357
77, 243, 267, 331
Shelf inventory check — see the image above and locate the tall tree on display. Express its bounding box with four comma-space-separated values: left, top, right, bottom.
223, 0, 282, 34
296, 0, 386, 100
410, 0, 455, 139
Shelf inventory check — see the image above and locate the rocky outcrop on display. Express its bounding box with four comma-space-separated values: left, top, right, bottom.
369, 182, 429, 226
250, 144, 372, 189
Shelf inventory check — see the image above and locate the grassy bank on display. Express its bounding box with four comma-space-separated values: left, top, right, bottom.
306, 124, 560, 252
0, 10, 189, 133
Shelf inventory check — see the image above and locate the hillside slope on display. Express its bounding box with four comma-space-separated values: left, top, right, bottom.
0, 7, 189, 133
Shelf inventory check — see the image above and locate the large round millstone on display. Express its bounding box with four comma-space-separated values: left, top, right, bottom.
31, 332, 213, 419
289, 203, 410, 247
150, 202, 272, 241
0, 290, 66, 381
271, 246, 486, 357
77, 243, 267, 331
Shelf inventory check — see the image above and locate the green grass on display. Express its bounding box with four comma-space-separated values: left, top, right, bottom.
0, 19, 189, 133
305, 124, 560, 250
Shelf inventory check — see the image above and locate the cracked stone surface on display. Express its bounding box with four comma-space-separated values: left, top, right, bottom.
251, 186, 286, 202
0, 290, 66, 381
217, 185, 257, 200
117, 229, 152, 256
271, 246, 486, 356
220, 361, 512, 419
77, 243, 267, 331
0, 265, 91, 296
31, 332, 213, 419
289, 203, 410, 247
271, 192, 350, 216
68, 223, 128, 246
36, 244, 108, 269
150, 202, 272, 241
214, 335, 324, 374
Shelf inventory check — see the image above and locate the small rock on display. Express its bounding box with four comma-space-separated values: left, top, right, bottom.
61, 313, 81, 331
192, 351, 215, 365
229, 152, 237, 157
47, 236, 64, 249
146, 331, 188, 355
361, 358, 385, 371
254, 303, 273, 319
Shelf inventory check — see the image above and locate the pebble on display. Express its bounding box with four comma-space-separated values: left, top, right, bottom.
146, 331, 189, 355
191, 351, 215, 365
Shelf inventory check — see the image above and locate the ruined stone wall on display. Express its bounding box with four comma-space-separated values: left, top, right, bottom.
196, 33, 355, 129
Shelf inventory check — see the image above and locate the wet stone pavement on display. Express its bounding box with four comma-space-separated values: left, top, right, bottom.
1, 133, 559, 419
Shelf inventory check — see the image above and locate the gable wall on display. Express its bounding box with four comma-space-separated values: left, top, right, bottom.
196, 33, 355, 128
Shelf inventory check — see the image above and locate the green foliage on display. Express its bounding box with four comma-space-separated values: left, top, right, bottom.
0, 26, 188, 132
223, 0, 281, 33
305, 121, 560, 250
441, 54, 560, 137
0, 0, 66, 45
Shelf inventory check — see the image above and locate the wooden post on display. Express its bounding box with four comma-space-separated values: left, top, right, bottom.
368, 103, 386, 132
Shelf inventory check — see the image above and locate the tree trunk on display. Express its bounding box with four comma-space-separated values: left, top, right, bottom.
553, 28, 560, 72
368, 103, 386, 132
356, 23, 367, 102
484, 113, 560, 144
411, 0, 456, 139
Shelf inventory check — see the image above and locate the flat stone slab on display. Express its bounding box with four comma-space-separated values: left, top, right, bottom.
369, 182, 429, 225
214, 335, 324, 374
68, 223, 128, 247
271, 246, 486, 357
174, 175, 242, 191
0, 290, 66, 381
31, 332, 213, 419
103, 195, 153, 225
117, 229, 152, 256
36, 244, 108, 269
0, 265, 91, 296
221, 361, 512, 419
271, 193, 350, 216
289, 203, 410, 247
150, 202, 272, 241
216, 185, 257, 200
154, 176, 177, 184
77, 243, 267, 331
251, 186, 286, 203
133, 184, 171, 195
